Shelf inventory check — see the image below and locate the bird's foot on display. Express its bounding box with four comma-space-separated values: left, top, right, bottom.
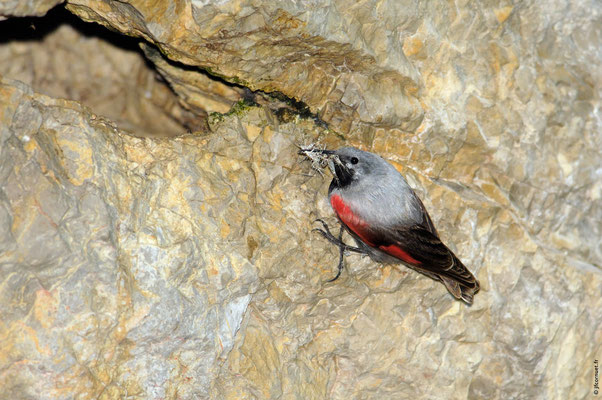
325, 240, 345, 282
312, 219, 364, 254
313, 219, 366, 282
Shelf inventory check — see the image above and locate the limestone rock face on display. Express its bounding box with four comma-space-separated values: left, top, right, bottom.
0, 8, 211, 136
0, 77, 267, 398
65, 0, 425, 135
0, 1, 601, 400
0, 0, 62, 18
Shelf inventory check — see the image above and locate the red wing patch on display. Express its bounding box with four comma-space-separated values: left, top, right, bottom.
331, 194, 422, 265
330, 195, 375, 246
378, 244, 421, 265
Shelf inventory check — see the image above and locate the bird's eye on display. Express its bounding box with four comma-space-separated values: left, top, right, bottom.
350, 157, 359, 165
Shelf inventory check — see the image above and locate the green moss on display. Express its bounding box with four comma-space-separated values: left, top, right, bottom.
208, 112, 225, 125
230, 99, 258, 115
209, 99, 259, 126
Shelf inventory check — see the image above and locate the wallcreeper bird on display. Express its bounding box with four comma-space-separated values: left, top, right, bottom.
300, 146, 480, 305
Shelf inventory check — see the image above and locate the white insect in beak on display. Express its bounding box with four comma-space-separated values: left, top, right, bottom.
298, 145, 337, 178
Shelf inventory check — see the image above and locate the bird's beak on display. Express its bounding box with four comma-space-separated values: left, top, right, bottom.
297, 148, 336, 156
298, 146, 341, 183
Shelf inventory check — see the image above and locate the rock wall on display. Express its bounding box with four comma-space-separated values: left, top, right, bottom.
0, 1, 600, 399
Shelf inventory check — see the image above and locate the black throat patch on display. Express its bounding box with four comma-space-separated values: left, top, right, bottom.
329, 163, 354, 192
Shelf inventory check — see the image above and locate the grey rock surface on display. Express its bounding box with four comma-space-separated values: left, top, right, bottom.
0, 0, 62, 18
0, 9, 208, 136
0, 78, 262, 398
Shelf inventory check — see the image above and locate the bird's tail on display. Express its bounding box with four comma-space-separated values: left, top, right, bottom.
437, 251, 480, 305
440, 276, 480, 305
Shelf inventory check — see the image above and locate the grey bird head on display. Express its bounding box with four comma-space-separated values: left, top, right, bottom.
301, 146, 423, 226
324, 147, 398, 189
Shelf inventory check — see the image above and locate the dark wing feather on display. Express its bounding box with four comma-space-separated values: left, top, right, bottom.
361, 223, 479, 304
331, 192, 479, 303
390, 225, 478, 289
414, 194, 438, 237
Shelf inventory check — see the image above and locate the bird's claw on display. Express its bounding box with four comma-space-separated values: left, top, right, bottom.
312, 221, 364, 254
325, 263, 343, 282
313, 219, 343, 245
326, 242, 345, 282
313, 218, 332, 234
312, 218, 366, 282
